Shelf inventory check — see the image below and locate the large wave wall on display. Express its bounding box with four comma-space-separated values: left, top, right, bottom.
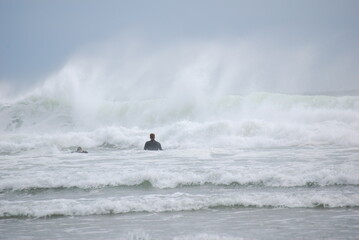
1, 43, 359, 153
1, 91, 358, 153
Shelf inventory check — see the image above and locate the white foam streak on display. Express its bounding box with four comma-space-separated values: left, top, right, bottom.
1, 164, 358, 191
1, 191, 358, 218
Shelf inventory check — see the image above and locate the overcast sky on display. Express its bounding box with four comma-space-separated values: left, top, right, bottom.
1, 0, 358, 94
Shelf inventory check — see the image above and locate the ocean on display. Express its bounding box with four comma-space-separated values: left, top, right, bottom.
1, 87, 359, 239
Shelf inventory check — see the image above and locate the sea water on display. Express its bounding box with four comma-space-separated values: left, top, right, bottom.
1, 84, 359, 239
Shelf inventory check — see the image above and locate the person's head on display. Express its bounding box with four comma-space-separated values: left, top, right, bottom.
77, 147, 82, 152
150, 133, 155, 140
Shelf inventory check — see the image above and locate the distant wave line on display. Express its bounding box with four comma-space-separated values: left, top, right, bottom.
2, 180, 358, 193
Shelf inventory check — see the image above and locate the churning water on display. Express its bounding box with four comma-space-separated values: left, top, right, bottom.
1, 57, 359, 239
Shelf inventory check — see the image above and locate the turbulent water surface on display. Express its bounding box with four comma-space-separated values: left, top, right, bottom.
1, 90, 359, 239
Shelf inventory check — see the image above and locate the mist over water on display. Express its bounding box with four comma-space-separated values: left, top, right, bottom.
0, 39, 359, 153
1, 39, 359, 240
1, 0, 359, 237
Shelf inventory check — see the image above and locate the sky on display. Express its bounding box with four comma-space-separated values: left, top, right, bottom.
0, 0, 359, 95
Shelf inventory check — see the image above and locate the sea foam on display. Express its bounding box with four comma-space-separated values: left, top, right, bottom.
1, 191, 358, 218
1, 91, 359, 153
1, 162, 358, 191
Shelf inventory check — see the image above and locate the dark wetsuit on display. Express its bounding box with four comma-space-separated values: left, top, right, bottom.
76, 150, 88, 153
144, 140, 162, 151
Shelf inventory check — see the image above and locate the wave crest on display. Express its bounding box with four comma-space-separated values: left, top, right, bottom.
1, 191, 358, 218
1, 92, 359, 151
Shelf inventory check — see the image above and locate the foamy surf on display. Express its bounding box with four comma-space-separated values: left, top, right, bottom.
1, 92, 359, 154
1, 162, 358, 191
1, 66, 358, 239
1, 190, 358, 218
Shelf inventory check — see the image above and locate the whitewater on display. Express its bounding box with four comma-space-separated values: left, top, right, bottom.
1, 60, 359, 239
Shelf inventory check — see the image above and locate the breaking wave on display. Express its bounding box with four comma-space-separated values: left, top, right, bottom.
1, 89, 359, 152
1, 165, 358, 191
1, 191, 358, 219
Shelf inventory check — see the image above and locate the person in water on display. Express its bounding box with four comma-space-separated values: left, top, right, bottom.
76, 146, 88, 153
144, 133, 162, 151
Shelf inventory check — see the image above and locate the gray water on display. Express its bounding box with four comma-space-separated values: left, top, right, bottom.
1, 147, 358, 239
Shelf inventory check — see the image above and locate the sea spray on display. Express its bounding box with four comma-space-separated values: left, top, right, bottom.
1, 91, 359, 153
1, 39, 358, 151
